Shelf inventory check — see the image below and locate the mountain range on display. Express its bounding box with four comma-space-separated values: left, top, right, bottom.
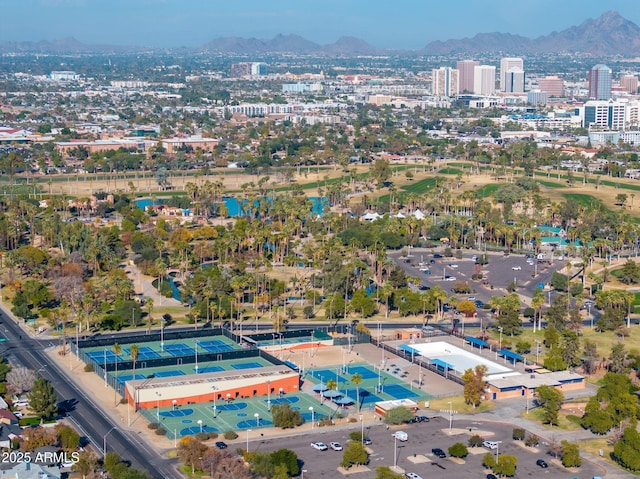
1, 10, 640, 57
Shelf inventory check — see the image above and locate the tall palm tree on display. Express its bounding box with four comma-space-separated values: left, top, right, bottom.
145, 297, 154, 333
130, 343, 139, 402
112, 342, 121, 405
350, 373, 363, 414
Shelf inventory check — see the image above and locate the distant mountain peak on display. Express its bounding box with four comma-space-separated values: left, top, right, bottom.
422, 10, 640, 56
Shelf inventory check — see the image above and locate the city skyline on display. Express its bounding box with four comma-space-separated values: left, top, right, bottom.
0, 0, 639, 50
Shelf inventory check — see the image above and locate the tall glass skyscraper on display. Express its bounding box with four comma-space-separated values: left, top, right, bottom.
588, 64, 612, 100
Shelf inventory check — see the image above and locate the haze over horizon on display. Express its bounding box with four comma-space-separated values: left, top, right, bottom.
1, 0, 640, 50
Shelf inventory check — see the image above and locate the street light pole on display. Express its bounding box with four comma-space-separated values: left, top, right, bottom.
448, 401, 453, 434
496, 441, 503, 462
393, 434, 398, 470
246, 429, 252, 452
535, 340, 541, 364
309, 407, 314, 429
197, 419, 203, 433
254, 413, 260, 427
267, 380, 271, 411
103, 427, 117, 456
360, 414, 364, 445
156, 392, 161, 423
212, 385, 218, 418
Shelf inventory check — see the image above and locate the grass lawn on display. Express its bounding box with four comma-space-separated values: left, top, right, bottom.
537, 180, 566, 188
401, 177, 438, 195
577, 437, 616, 468
521, 408, 582, 431
562, 193, 608, 210
438, 167, 463, 175
498, 324, 640, 366
475, 183, 504, 198
427, 395, 495, 415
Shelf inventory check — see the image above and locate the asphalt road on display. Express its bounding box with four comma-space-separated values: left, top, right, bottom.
250, 417, 601, 479
0, 310, 178, 479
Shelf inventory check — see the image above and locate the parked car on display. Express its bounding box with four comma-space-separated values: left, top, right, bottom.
393, 431, 408, 441
444, 276, 456, 281
448, 264, 459, 269
512, 266, 522, 270
486, 474, 497, 479
363, 437, 372, 445
215, 441, 227, 449
330, 442, 343, 451
431, 447, 446, 458
433, 253, 443, 258
483, 441, 500, 449
536, 459, 548, 468
404, 473, 423, 479
310, 442, 328, 451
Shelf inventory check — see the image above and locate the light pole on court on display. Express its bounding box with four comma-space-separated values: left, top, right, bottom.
254, 413, 260, 427
309, 407, 314, 429
246, 429, 252, 452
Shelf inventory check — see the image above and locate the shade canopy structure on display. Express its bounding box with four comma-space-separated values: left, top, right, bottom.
333, 396, 355, 405
312, 383, 328, 392
322, 389, 342, 398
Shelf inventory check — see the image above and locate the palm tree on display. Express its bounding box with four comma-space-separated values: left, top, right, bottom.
350, 373, 363, 413
112, 342, 121, 405
145, 297, 154, 333
130, 343, 139, 407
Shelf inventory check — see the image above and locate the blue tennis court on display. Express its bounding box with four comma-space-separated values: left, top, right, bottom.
268, 397, 299, 406
346, 365, 378, 380
345, 388, 381, 405
160, 408, 193, 418
215, 402, 247, 411
384, 384, 420, 399
237, 419, 272, 428
312, 369, 345, 383
180, 426, 217, 436
197, 366, 224, 374
87, 351, 121, 364
231, 362, 263, 370
164, 343, 195, 356
134, 346, 162, 360
117, 374, 146, 384
198, 340, 235, 353
154, 370, 186, 378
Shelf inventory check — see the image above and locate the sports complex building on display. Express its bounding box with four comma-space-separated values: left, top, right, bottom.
394, 336, 585, 400
73, 326, 434, 439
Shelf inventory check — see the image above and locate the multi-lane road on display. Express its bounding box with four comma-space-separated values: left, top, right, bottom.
0, 307, 178, 479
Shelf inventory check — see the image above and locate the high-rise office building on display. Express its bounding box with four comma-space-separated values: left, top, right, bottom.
500, 57, 524, 91
588, 64, 612, 100
456, 60, 479, 93
582, 100, 625, 129
431, 67, 459, 97
538, 76, 564, 97
620, 74, 639, 94
473, 65, 496, 95
504, 69, 525, 93
528, 90, 547, 106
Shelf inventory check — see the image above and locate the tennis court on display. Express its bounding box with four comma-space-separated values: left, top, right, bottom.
164, 343, 195, 356
311, 369, 346, 384
383, 384, 420, 400
82, 335, 241, 364
109, 356, 274, 385
142, 392, 333, 439
231, 362, 263, 370
345, 365, 378, 380
307, 363, 432, 407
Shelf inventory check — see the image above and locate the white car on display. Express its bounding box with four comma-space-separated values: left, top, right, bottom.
404, 473, 424, 479
483, 440, 500, 449
310, 442, 328, 451
512, 266, 522, 270
448, 264, 458, 269
330, 442, 343, 451
444, 276, 457, 281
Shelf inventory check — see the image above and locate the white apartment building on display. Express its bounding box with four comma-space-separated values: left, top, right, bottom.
431, 67, 459, 97
474, 65, 496, 95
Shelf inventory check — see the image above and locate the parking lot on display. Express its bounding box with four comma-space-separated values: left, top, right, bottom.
249, 417, 601, 478
390, 249, 567, 304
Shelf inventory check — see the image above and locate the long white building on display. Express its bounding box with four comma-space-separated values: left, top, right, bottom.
474, 65, 496, 95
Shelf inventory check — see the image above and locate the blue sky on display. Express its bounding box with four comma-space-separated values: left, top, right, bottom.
1, 0, 639, 49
